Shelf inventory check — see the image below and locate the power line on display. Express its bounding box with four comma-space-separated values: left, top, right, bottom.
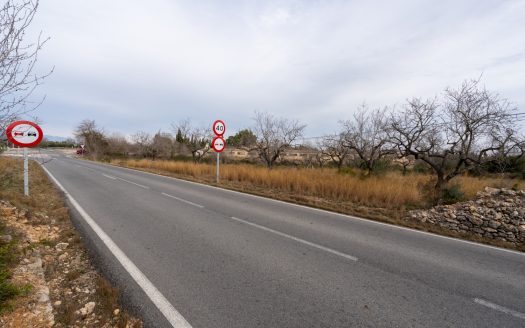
296, 111, 525, 143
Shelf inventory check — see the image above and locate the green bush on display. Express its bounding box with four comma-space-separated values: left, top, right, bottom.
0, 224, 22, 312
442, 184, 466, 205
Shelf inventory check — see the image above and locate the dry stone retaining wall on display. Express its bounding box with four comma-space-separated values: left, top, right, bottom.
408, 187, 525, 245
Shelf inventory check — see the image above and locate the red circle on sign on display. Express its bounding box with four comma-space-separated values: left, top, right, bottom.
211, 136, 226, 152
5, 120, 44, 148
212, 120, 226, 136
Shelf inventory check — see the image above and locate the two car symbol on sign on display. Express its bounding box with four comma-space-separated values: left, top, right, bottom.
12, 131, 37, 137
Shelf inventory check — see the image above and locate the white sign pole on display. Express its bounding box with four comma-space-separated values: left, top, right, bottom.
216, 152, 220, 183
23, 147, 29, 196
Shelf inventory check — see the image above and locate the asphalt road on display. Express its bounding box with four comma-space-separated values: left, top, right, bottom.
22, 149, 525, 327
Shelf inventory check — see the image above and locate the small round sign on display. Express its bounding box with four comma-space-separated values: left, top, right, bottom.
212, 120, 226, 136
211, 136, 226, 152
5, 120, 43, 148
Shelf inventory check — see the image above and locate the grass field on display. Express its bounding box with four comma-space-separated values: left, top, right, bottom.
110, 159, 524, 219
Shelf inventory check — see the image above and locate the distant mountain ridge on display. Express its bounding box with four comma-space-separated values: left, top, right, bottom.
45, 135, 73, 142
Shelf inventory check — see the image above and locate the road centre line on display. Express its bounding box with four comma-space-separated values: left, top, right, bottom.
115, 176, 150, 189
76, 164, 98, 172
102, 174, 117, 180
229, 216, 358, 262
161, 192, 204, 208
40, 165, 192, 328
473, 298, 525, 320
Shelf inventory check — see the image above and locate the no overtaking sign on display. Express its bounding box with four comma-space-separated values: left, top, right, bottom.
6, 120, 43, 147
4, 120, 44, 197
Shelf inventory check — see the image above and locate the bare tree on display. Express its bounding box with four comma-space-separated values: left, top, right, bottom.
341, 104, 393, 174
151, 131, 175, 159
320, 133, 352, 170
390, 79, 524, 195
0, 0, 52, 129
74, 120, 108, 159
132, 131, 153, 158
106, 133, 131, 157
171, 120, 211, 162
488, 128, 525, 174
252, 111, 306, 169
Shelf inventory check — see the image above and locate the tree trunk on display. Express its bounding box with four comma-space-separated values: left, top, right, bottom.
434, 173, 448, 203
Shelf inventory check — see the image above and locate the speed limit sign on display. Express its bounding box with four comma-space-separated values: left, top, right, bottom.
212, 120, 226, 136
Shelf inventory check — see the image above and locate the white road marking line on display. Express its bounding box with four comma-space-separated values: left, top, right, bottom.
76, 164, 98, 172
81, 160, 525, 257
161, 192, 204, 208
40, 165, 193, 328
116, 177, 150, 189
473, 298, 525, 320
229, 216, 358, 262
102, 174, 117, 180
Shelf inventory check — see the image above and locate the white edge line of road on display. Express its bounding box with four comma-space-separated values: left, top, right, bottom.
473, 298, 525, 320
230, 216, 358, 261
161, 192, 204, 208
75, 159, 525, 257
40, 164, 193, 328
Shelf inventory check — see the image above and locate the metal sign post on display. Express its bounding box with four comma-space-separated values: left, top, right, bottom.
211, 120, 226, 184
216, 152, 220, 183
5, 120, 44, 197
24, 147, 29, 196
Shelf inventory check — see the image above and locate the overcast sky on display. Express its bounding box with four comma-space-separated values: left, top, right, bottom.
28, 0, 525, 139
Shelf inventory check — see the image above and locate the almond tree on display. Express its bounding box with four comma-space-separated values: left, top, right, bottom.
252, 111, 306, 169
132, 131, 153, 158
74, 120, 108, 159
320, 133, 352, 170
0, 0, 52, 129
389, 79, 524, 195
341, 104, 393, 174
171, 120, 212, 162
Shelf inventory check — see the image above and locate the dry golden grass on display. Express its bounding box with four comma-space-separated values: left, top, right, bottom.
0, 156, 64, 214
111, 159, 524, 212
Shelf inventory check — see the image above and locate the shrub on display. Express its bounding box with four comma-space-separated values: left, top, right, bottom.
442, 184, 466, 204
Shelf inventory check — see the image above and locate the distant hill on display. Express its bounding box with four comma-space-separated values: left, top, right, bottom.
45, 135, 73, 142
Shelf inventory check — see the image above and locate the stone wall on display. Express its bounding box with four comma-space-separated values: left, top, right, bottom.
407, 187, 525, 245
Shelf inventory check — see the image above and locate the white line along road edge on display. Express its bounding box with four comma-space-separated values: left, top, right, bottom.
41, 165, 192, 328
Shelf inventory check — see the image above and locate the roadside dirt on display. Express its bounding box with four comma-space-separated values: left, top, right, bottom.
0, 156, 142, 327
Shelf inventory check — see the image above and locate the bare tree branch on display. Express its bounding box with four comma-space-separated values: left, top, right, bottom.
0, 0, 53, 129
389, 78, 523, 196
341, 104, 394, 174
252, 111, 306, 169
171, 120, 211, 162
